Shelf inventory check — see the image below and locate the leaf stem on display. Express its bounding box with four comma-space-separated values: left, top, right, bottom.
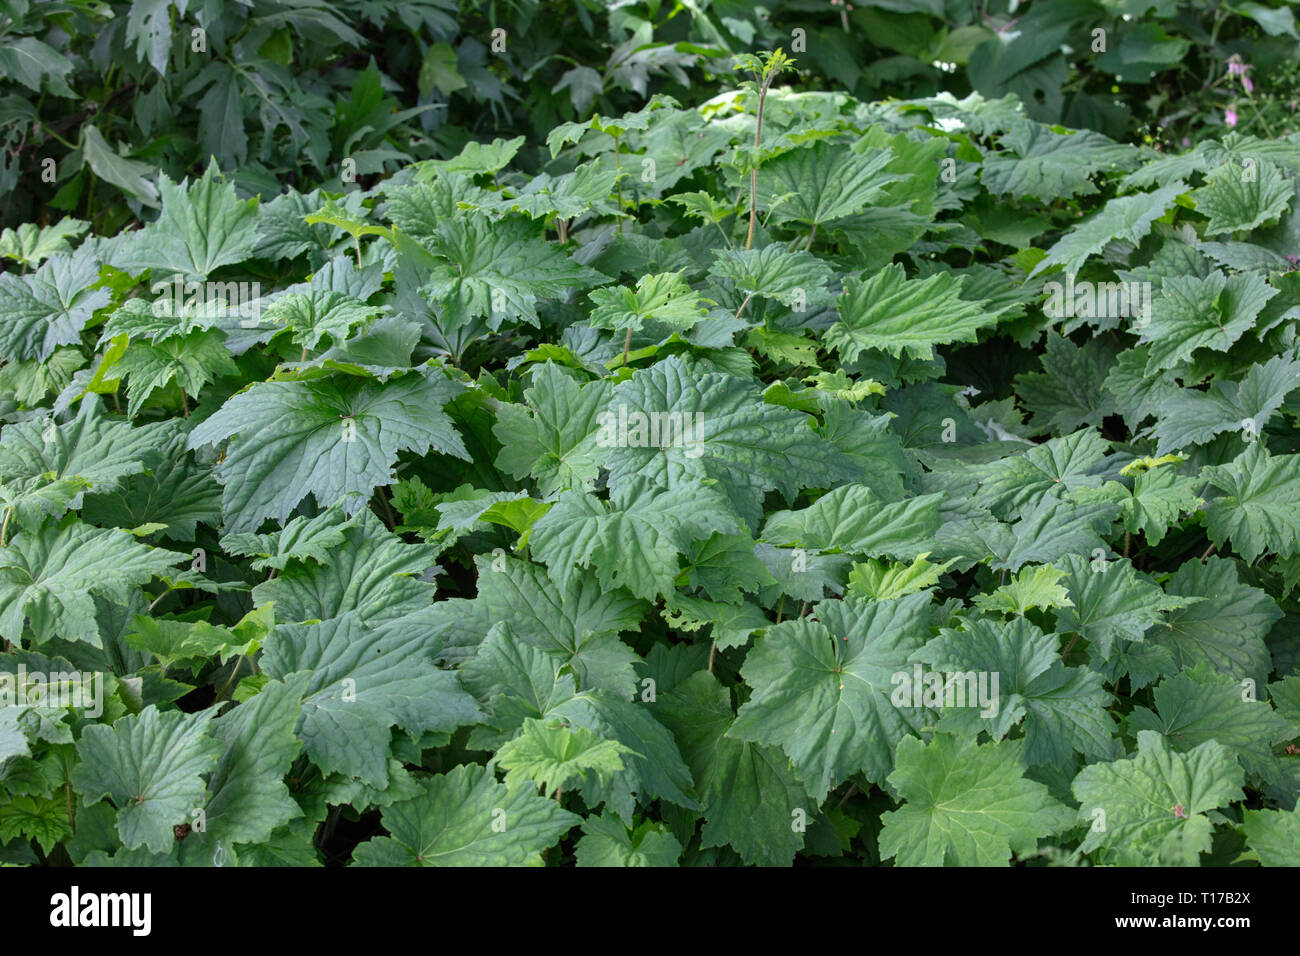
745, 70, 775, 251
734, 292, 754, 320
215, 655, 245, 703
376, 488, 397, 530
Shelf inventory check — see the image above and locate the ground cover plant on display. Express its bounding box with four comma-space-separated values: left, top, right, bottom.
2, 9, 1300, 869
6, 0, 1300, 230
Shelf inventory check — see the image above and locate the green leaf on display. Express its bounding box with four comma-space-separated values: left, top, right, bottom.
0, 219, 88, 267
969, 428, 1112, 520
199, 674, 309, 845
492, 363, 610, 497
116, 329, 238, 417
0, 348, 87, 407
1127, 664, 1290, 780
1056, 554, 1186, 658
981, 123, 1136, 201
1123, 466, 1203, 545
418, 42, 466, 97
575, 812, 683, 866
1192, 158, 1292, 235
1241, 806, 1300, 866
1072, 730, 1245, 866
100, 295, 226, 344
545, 690, 699, 820
971, 564, 1073, 616
847, 553, 954, 602
0, 517, 186, 647
0, 399, 176, 524
126, 611, 264, 668
0, 793, 73, 854
531, 477, 743, 603
188, 370, 468, 533
461, 624, 698, 821
1139, 271, 1274, 372
588, 272, 707, 333
599, 356, 853, 525
709, 245, 837, 308
80, 431, 221, 542
496, 717, 634, 796
72, 705, 222, 853
755, 142, 901, 226
1202, 442, 1300, 562
1014, 331, 1118, 433
662, 594, 769, 650
730, 592, 936, 801
443, 555, 644, 698
914, 615, 1117, 766
0, 245, 111, 362
255, 189, 355, 261
265, 291, 385, 351
880, 734, 1075, 866
1150, 354, 1300, 454
351, 764, 579, 866
761, 484, 943, 560
657, 670, 813, 866
1148, 556, 1280, 688
415, 136, 524, 178
195, 66, 247, 171
220, 504, 354, 572
995, 495, 1122, 572
423, 216, 603, 329
81, 126, 160, 208
828, 263, 1000, 361
1031, 180, 1186, 276
115, 161, 257, 278
485, 160, 623, 221
457, 623, 580, 743
124, 0, 184, 73
680, 532, 776, 604
0, 36, 75, 97
260, 610, 482, 786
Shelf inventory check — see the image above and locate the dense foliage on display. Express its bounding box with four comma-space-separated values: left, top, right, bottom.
2, 7, 1300, 868
6, 0, 1300, 229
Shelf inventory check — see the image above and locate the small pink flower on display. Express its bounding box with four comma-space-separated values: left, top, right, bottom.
1181, 137, 1191, 148
1227, 54, 1255, 94
1225, 106, 1238, 127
